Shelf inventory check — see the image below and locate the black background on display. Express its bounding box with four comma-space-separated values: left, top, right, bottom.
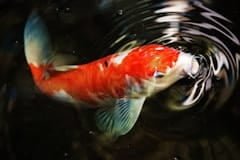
1, 0, 240, 160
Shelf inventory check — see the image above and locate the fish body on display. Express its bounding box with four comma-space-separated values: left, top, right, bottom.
24, 12, 199, 137
28, 44, 180, 105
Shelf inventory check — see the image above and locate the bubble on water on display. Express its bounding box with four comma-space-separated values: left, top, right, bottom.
65, 7, 70, 12
117, 9, 124, 16
172, 156, 180, 160
88, 130, 95, 135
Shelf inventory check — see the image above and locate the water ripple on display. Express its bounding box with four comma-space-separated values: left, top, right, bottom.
99, 0, 240, 111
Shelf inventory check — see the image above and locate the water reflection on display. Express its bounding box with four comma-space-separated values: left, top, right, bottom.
100, 0, 240, 111
0, 0, 240, 160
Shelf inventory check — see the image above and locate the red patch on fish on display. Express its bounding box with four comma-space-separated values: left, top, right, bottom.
28, 44, 179, 106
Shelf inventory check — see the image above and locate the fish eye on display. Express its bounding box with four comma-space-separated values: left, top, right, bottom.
154, 71, 164, 78
155, 74, 164, 78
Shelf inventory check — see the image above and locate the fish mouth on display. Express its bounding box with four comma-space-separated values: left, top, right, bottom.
174, 52, 200, 79
187, 55, 200, 78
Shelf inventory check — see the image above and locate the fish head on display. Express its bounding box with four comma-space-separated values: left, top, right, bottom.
149, 46, 180, 78
147, 50, 200, 94
151, 46, 200, 78
116, 44, 200, 95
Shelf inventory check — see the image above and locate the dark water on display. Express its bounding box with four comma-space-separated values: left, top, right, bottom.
1, 0, 240, 160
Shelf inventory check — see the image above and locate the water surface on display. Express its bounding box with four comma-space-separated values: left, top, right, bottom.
1, 0, 240, 160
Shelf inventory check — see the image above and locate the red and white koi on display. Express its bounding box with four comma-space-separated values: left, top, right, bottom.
24, 12, 199, 137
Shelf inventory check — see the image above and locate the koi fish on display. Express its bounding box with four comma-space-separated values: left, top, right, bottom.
24, 12, 199, 137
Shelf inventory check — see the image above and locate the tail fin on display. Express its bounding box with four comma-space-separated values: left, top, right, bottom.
24, 11, 53, 67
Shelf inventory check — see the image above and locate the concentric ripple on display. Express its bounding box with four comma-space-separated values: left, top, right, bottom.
99, 0, 240, 111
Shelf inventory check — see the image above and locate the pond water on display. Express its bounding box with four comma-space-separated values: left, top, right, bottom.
1, 0, 240, 160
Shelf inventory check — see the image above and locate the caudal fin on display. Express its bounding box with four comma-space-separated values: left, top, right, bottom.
24, 11, 53, 67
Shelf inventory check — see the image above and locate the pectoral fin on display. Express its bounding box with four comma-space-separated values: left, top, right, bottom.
95, 97, 146, 137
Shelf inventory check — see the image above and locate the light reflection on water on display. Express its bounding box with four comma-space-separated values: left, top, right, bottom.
0, 0, 240, 160
99, 0, 240, 112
